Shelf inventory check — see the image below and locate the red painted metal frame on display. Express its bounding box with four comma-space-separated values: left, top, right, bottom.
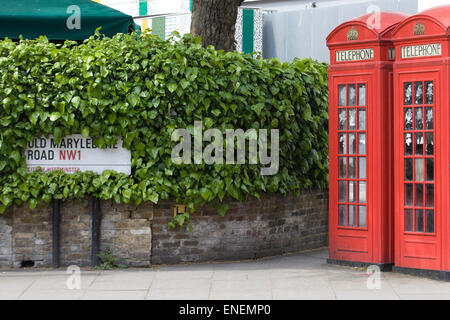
327, 12, 409, 265
392, 7, 450, 272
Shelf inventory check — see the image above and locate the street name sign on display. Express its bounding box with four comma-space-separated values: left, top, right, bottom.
25, 135, 131, 175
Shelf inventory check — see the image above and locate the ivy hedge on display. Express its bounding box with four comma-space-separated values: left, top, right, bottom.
0, 31, 328, 227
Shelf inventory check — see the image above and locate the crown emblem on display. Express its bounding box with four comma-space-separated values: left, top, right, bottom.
347, 27, 358, 41
414, 22, 425, 36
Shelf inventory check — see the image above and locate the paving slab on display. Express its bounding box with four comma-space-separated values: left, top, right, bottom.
150, 278, 211, 291
19, 289, 85, 300
147, 288, 210, 300
210, 290, 272, 300
154, 269, 213, 281
82, 290, 148, 300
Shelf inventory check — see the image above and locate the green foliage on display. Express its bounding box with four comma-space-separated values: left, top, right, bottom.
0, 30, 329, 228
96, 246, 127, 270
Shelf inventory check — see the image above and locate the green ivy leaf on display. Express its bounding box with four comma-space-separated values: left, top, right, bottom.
50, 112, 61, 122
29, 112, 40, 125
167, 83, 178, 93
251, 103, 264, 116
0, 160, 7, 171
175, 214, 185, 226
216, 203, 229, 217
148, 192, 159, 204
180, 79, 190, 90
303, 106, 312, 121
127, 94, 139, 107
81, 127, 90, 138
29, 198, 38, 210
200, 187, 212, 201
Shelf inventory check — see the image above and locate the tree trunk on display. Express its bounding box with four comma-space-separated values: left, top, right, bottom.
191, 0, 244, 52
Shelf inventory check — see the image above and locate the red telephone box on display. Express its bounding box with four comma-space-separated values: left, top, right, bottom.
327, 12, 409, 268
392, 6, 450, 279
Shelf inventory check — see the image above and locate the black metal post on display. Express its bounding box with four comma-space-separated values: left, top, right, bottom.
52, 199, 61, 269
91, 197, 101, 267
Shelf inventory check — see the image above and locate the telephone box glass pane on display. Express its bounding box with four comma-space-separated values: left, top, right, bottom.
348, 109, 356, 130
426, 133, 434, 155
405, 133, 413, 155
339, 181, 346, 202
338, 109, 346, 130
358, 109, 366, 130
338, 85, 346, 106
348, 182, 356, 203
338, 158, 346, 178
348, 206, 357, 227
415, 159, 424, 181
405, 209, 413, 232
338, 205, 347, 226
358, 134, 366, 154
359, 182, 366, 203
415, 209, 424, 232
426, 159, 434, 181
404, 83, 413, 105
426, 184, 434, 207
348, 157, 356, 178
405, 159, 413, 181
415, 108, 423, 130
404, 108, 413, 129
414, 82, 423, 105
359, 206, 366, 228
415, 133, 423, 155
405, 183, 413, 206
338, 134, 346, 154
359, 158, 366, 179
358, 84, 366, 106
425, 81, 433, 105
425, 107, 433, 129
426, 210, 434, 233
349, 133, 356, 154
415, 184, 424, 206
348, 85, 356, 106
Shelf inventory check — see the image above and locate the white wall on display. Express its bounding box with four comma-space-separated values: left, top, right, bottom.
96, 0, 138, 16
419, 0, 450, 11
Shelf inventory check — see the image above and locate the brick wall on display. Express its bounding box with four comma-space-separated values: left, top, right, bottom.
0, 199, 153, 268
0, 190, 328, 268
2, 204, 52, 268
0, 212, 13, 267
152, 190, 328, 264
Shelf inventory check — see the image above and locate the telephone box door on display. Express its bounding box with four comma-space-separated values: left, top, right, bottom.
395, 72, 440, 270
330, 74, 371, 262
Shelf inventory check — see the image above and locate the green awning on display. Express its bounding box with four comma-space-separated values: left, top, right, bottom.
0, 0, 140, 40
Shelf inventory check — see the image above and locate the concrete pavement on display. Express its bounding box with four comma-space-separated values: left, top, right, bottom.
1, 248, 450, 300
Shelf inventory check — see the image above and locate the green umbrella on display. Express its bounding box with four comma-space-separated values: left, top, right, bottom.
0, 0, 140, 40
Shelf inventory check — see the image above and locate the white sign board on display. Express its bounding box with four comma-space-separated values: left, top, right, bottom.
336, 48, 374, 62
401, 43, 442, 59
26, 135, 131, 175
